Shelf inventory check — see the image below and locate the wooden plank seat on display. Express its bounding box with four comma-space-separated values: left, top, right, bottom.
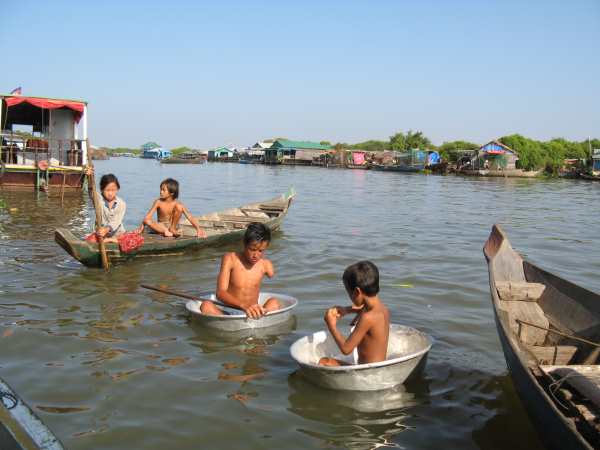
496, 281, 546, 302
528, 345, 578, 365
216, 214, 269, 223
506, 301, 549, 345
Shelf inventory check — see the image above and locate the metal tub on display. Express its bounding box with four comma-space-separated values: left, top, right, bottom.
290, 324, 433, 391
186, 292, 298, 331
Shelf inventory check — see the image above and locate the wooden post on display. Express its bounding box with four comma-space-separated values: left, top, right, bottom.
87, 163, 110, 271
60, 170, 67, 205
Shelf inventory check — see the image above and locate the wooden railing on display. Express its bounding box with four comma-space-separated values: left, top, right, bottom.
0, 133, 85, 166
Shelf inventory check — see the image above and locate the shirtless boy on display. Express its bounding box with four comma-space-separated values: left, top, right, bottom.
200, 223, 279, 319
138, 178, 205, 238
319, 261, 390, 366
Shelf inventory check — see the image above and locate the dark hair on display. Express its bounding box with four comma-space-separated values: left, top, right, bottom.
100, 174, 120, 191
160, 178, 179, 199
343, 261, 380, 296
243, 222, 271, 246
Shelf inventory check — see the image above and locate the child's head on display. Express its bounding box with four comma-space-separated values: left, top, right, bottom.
99, 174, 120, 202
160, 178, 179, 200
343, 261, 380, 305
242, 223, 271, 264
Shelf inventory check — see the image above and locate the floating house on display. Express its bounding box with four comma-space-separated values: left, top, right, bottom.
252, 141, 273, 150
141, 142, 171, 160
457, 140, 540, 177
208, 146, 236, 161
264, 140, 331, 165
0, 93, 89, 190
592, 149, 600, 175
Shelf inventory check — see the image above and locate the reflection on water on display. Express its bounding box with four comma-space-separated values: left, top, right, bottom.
288, 374, 420, 449
0, 160, 598, 449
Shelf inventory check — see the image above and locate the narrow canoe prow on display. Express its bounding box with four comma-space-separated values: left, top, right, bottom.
483, 223, 509, 261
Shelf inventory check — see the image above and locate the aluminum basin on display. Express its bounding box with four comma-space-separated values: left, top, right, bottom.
186, 292, 298, 331
290, 324, 433, 391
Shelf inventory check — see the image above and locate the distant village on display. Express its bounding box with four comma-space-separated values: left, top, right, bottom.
92, 138, 600, 179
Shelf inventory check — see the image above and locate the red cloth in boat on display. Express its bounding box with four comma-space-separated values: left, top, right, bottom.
117, 232, 144, 253
84, 231, 144, 253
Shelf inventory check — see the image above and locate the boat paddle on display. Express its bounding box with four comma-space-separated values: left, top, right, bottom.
87, 161, 110, 271
140, 284, 240, 311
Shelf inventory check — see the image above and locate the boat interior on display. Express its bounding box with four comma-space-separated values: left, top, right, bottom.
141, 195, 290, 244
485, 225, 600, 442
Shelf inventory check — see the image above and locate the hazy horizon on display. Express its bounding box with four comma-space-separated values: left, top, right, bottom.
1, 0, 598, 149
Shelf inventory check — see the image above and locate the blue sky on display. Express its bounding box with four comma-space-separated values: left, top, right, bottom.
1, 0, 598, 148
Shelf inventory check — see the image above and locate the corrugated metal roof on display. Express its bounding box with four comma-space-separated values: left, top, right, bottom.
271, 140, 331, 150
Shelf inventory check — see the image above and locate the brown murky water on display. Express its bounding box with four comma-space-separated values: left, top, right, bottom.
1, 159, 599, 449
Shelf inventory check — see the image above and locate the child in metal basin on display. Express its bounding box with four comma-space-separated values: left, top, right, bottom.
201, 223, 280, 319
319, 261, 390, 366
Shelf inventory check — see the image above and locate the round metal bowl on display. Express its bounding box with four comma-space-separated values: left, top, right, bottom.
290, 324, 433, 391
186, 292, 298, 331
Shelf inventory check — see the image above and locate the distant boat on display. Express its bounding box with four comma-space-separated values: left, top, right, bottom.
160, 152, 206, 164
372, 164, 422, 173
484, 224, 600, 450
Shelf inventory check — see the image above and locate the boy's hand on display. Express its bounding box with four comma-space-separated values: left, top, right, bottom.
325, 307, 340, 327
334, 306, 349, 317
135, 224, 145, 234
196, 228, 207, 238
96, 227, 109, 238
244, 304, 265, 320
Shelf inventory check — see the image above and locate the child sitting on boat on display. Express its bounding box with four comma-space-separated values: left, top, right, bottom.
201, 223, 280, 319
137, 178, 206, 238
319, 261, 390, 366
87, 172, 126, 244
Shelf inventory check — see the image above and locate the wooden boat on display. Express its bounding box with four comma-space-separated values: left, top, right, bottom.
371, 164, 422, 173
580, 173, 600, 181
483, 224, 600, 450
290, 324, 432, 391
0, 376, 64, 449
345, 163, 370, 170
55, 188, 295, 268
185, 292, 298, 331
160, 152, 206, 164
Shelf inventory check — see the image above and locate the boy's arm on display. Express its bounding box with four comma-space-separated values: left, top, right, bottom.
264, 259, 275, 278
181, 204, 206, 238
136, 200, 158, 233
325, 310, 372, 355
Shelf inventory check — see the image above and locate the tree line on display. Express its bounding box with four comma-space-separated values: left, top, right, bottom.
333, 131, 599, 173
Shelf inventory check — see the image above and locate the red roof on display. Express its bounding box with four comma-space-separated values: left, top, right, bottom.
4, 96, 85, 122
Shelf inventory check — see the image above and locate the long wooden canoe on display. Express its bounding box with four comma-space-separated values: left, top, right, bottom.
484, 224, 600, 450
55, 188, 295, 268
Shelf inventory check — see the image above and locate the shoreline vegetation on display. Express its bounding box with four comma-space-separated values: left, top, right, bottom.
100, 131, 600, 177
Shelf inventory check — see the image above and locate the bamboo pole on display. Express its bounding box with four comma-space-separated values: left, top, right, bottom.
87, 162, 110, 271
516, 319, 600, 348
140, 284, 237, 310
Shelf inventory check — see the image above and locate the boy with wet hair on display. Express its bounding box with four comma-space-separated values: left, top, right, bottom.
319, 260, 390, 366
201, 222, 280, 319
138, 178, 205, 238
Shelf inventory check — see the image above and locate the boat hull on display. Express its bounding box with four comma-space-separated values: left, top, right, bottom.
185, 292, 298, 331
484, 224, 597, 450
290, 324, 432, 391
0, 377, 64, 450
